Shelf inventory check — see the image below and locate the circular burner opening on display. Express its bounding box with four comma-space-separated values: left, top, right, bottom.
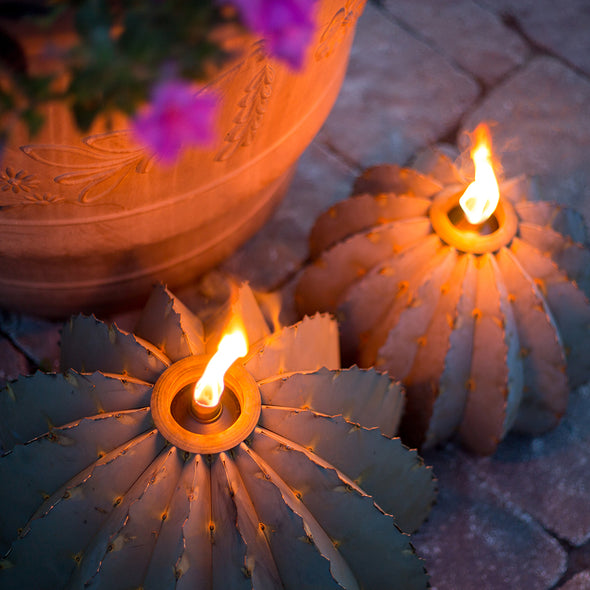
447, 205, 500, 235
429, 188, 518, 254
170, 384, 240, 434
150, 355, 261, 454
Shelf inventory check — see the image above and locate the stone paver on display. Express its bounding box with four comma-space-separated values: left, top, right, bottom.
559, 571, 590, 590
477, 0, 590, 77
381, 0, 529, 86
469, 384, 590, 546
412, 445, 567, 590
564, 543, 590, 588
318, 2, 479, 166
2, 1, 590, 588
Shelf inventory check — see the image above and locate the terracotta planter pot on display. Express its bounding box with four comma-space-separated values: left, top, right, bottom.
0, 0, 366, 317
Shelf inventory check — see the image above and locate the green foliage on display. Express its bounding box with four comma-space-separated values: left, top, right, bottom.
0, 0, 241, 136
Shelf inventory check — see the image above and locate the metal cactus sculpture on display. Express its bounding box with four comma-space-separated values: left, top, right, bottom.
0, 283, 435, 590
296, 142, 590, 455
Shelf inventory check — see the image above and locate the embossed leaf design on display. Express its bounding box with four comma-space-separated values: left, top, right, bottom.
0, 283, 435, 590
22, 130, 154, 202
316, 0, 367, 61
216, 53, 274, 162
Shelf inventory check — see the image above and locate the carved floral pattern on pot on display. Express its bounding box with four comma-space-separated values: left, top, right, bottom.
0, 168, 39, 194
21, 131, 155, 204
22, 192, 64, 205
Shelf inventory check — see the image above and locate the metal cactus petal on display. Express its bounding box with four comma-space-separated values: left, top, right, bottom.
296, 148, 590, 455
0, 283, 435, 590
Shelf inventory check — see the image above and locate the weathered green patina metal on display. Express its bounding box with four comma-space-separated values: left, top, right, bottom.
0, 283, 434, 589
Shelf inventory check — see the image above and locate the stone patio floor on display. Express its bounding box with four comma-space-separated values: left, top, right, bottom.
2, 1, 590, 588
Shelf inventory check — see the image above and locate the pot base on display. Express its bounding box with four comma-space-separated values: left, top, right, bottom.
0, 165, 293, 317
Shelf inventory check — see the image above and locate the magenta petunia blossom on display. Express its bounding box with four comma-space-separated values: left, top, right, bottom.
227, 0, 318, 69
132, 80, 218, 164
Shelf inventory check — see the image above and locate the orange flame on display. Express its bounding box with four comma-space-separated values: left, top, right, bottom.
193, 327, 248, 408
459, 124, 500, 224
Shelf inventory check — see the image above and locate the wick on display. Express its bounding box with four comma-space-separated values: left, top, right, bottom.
448, 205, 499, 236
190, 396, 223, 423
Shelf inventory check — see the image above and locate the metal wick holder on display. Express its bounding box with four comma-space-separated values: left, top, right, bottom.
429, 186, 518, 254
151, 355, 260, 454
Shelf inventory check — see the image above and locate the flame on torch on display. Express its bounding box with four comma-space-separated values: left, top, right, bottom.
193, 328, 248, 409
459, 123, 500, 225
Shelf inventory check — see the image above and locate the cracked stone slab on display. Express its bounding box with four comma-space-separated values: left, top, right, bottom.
468, 383, 590, 546
318, 2, 479, 167
461, 56, 590, 229
381, 0, 529, 86
477, 0, 590, 77
412, 445, 567, 590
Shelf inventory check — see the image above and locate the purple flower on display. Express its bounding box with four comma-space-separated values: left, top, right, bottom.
228, 0, 318, 69
132, 80, 218, 164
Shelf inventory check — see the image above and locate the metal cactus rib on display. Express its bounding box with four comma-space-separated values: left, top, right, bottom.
296, 147, 590, 455
0, 283, 435, 590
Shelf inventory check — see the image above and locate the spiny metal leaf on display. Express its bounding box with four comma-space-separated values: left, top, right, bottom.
309, 193, 432, 258
0, 283, 433, 589
66, 447, 180, 589
297, 152, 590, 454
510, 238, 590, 387
0, 370, 152, 451
61, 314, 169, 381
297, 217, 433, 316
244, 314, 339, 380
496, 248, 568, 433
0, 409, 154, 554
247, 431, 426, 589
173, 456, 212, 590
135, 283, 205, 361
227, 447, 342, 590
259, 367, 404, 438
0, 430, 164, 589
258, 407, 434, 533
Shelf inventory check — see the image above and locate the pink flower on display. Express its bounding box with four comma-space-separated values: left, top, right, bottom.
132, 80, 218, 164
228, 0, 318, 69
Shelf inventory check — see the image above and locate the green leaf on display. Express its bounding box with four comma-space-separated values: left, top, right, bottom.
74, 0, 112, 39
22, 108, 45, 137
